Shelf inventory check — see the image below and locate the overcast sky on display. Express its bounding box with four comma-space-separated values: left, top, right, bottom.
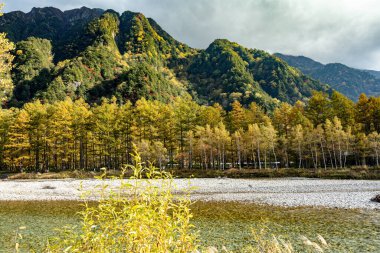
3, 0, 380, 70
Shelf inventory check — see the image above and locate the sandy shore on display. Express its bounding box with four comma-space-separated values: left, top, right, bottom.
0, 178, 379, 209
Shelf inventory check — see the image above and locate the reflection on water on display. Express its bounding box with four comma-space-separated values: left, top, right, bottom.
0, 201, 379, 252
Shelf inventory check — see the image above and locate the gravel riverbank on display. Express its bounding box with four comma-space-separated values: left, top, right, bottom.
1, 178, 379, 209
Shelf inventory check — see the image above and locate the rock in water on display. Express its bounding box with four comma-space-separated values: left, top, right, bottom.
371, 195, 380, 203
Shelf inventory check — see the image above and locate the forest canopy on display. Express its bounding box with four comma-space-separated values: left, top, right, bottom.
1, 92, 380, 172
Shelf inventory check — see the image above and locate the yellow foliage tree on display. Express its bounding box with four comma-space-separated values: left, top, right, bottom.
0, 4, 15, 105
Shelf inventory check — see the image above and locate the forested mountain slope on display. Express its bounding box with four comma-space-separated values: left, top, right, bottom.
0, 7, 329, 109
275, 53, 380, 100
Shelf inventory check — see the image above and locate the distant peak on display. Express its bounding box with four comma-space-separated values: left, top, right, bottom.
30, 6, 63, 14
64, 6, 104, 13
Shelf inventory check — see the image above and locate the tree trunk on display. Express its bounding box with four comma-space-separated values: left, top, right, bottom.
272, 145, 278, 170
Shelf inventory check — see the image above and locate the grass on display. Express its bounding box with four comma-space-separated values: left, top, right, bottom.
168, 167, 380, 180
3, 167, 380, 180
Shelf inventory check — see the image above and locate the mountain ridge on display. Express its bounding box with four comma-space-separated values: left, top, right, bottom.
275, 53, 380, 100
0, 7, 329, 109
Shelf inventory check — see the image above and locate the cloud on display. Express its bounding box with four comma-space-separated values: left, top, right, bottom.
3, 0, 380, 70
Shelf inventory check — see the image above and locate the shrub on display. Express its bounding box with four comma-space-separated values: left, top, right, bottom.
45, 151, 199, 253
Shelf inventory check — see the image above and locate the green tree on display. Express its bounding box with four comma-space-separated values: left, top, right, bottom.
11, 37, 54, 105
173, 97, 199, 168
0, 4, 15, 105
330, 91, 355, 127
306, 91, 332, 126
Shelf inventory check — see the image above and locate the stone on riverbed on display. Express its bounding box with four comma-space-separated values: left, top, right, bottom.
371, 194, 380, 203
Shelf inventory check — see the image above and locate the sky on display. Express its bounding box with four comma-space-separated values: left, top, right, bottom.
3, 0, 380, 70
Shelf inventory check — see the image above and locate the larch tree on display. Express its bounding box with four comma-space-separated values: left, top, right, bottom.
232, 129, 243, 170
246, 124, 262, 169
47, 99, 74, 171
23, 100, 48, 171
229, 100, 247, 132
72, 98, 92, 170
118, 101, 134, 165
199, 103, 224, 127
91, 98, 120, 169
368, 131, 380, 167
214, 122, 230, 170
314, 125, 327, 169
0, 108, 13, 166
291, 124, 304, 169
306, 91, 332, 126
261, 122, 278, 170
4, 109, 31, 171
173, 97, 199, 168
331, 91, 355, 127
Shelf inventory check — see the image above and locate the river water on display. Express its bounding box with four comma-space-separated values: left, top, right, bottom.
0, 201, 379, 252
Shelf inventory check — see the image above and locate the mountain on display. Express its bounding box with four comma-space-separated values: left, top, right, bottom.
188, 39, 328, 109
0, 7, 329, 109
275, 53, 380, 100
364, 69, 380, 79
0, 7, 104, 62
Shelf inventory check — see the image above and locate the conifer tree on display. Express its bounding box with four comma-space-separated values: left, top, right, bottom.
0, 108, 13, 166
4, 110, 31, 171
23, 100, 48, 171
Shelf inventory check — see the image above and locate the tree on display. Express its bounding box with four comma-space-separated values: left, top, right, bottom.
368, 131, 380, 167
11, 37, 54, 105
246, 124, 262, 169
355, 132, 369, 167
134, 98, 159, 142
156, 103, 177, 168
273, 103, 292, 136
330, 91, 355, 127
246, 102, 269, 125
355, 93, 370, 133
229, 100, 247, 132
199, 103, 224, 127
290, 124, 304, 169
150, 141, 167, 169
91, 98, 120, 169
314, 125, 327, 169
232, 130, 243, 169
173, 97, 199, 168
0, 4, 15, 105
72, 99, 92, 170
4, 109, 31, 171
0, 108, 13, 167
47, 99, 74, 171
214, 123, 230, 170
261, 122, 278, 169
306, 91, 332, 126
23, 100, 48, 171
118, 101, 134, 165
